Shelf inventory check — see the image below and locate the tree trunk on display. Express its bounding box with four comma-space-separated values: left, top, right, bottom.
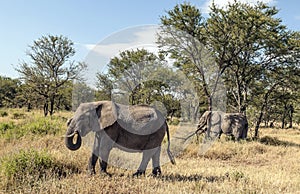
27, 102, 31, 112
281, 104, 287, 129
49, 96, 55, 116
43, 102, 48, 117
288, 105, 294, 128
255, 83, 280, 138
254, 105, 264, 138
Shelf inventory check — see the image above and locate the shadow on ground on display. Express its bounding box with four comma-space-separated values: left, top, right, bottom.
259, 136, 300, 147
158, 173, 225, 183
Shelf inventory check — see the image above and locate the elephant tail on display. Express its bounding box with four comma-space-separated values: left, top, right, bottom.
166, 123, 176, 165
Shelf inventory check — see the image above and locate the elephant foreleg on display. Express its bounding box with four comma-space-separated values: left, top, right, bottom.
88, 154, 98, 175
88, 132, 101, 175
98, 150, 112, 177
98, 135, 113, 177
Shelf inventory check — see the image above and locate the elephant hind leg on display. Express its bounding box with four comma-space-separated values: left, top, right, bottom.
133, 149, 157, 177
152, 147, 162, 176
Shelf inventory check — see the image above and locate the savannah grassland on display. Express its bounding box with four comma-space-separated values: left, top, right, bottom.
0, 109, 299, 194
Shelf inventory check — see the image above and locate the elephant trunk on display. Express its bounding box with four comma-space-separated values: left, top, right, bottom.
65, 130, 82, 151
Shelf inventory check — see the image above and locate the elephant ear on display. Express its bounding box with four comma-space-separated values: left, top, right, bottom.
93, 101, 117, 131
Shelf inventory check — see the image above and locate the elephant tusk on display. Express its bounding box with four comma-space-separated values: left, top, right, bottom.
63, 131, 78, 138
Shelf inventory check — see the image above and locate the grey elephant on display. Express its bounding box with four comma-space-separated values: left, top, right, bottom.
189, 111, 248, 141
65, 101, 175, 177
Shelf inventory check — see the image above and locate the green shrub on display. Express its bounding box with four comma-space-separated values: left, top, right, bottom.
1, 149, 53, 180
12, 112, 26, 119
227, 171, 248, 182
0, 149, 79, 188
0, 122, 14, 133
18, 117, 63, 136
1, 112, 65, 140
0, 111, 8, 117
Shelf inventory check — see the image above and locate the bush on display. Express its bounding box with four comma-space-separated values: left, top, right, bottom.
0, 149, 79, 188
12, 112, 26, 119
0, 116, 65, 141
1, 149, 53, 180
0, 111, 8, 117
0, 122, 14, 133
24, 117, 62, 135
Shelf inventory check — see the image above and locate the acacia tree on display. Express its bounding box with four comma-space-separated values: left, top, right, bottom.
17, 35, 86, 116
158, 2, 300, 135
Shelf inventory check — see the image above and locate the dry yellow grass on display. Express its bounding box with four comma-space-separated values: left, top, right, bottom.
0, 109, 300, 193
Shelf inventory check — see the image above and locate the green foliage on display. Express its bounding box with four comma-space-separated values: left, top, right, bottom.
160, 2, 204, 37
0, 111, 66, 140
0, 149, 79, 188
96, 48, 182, 118
22, 117, 61, 135
227, 171, 248, 182
0, 76, 20, 108
0, 122, 14, 133
159, 1, 300, 132
12, 112, 26, 119
0, 110, 8, 117
1, 149, 53, 180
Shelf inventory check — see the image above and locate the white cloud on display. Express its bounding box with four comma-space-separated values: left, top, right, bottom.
201, 0, 276, 13
81, 25, 159, 59
75, 25, 161, 86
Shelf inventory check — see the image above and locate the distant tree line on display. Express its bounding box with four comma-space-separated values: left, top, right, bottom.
0, 1, 299, 137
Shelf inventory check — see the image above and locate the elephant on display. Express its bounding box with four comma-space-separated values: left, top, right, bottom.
191, 111, 248, 141
65, 101, 175, 177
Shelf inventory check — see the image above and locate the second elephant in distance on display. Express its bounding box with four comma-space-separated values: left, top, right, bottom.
196, 111, 248, 140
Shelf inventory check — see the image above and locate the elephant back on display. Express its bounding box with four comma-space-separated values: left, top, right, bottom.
115, 103, 165, 135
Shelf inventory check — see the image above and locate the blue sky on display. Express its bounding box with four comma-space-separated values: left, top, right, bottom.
0, 0, 299, 78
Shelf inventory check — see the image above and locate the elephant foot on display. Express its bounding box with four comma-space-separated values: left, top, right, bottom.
100, 169, 112, 177
132, 170, 145, 177
152, 167, 162, 177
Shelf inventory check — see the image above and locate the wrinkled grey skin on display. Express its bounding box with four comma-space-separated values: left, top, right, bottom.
65, 101, 175, 177
196, 111, 248, 140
